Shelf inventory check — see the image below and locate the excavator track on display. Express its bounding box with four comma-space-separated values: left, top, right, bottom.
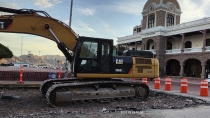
40, 78, 78, 97
40, 78, 123, 97
46, 80, 149, 107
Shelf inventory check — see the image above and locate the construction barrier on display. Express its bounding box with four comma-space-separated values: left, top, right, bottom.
0, 66, 65, 81
133, 78, 136, 82
142, 78, 148, 85
164, 77, 171, 91
58, 68, 61, 80
154, 77, 160, 89
19, 66, 24, 83
200, 79, 208, 97
180, 78, 188, 93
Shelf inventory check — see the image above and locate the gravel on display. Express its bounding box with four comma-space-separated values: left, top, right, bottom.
0, 88, 209, 118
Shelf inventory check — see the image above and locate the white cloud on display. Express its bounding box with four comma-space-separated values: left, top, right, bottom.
53, 0, 62, 4
0, 1, 20, 15
77, 8, 95, 16
64, 19, 69, 25
78, 20, 96, 33
177, 0, 208, 23
34, 0, 54, 8
113, 1, 145, 15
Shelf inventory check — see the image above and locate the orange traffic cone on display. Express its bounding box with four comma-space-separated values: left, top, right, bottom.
133, 78, 136, 82
165, 77, 171, 91
142, 78, 147, 85
180, 78, 188, 93
154, 77, 160, 89
18, 66, 24, 83
200, 79, 208, 97
58, 67, 61, 80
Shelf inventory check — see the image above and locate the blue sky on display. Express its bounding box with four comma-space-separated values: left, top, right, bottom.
0, 0, 210, 56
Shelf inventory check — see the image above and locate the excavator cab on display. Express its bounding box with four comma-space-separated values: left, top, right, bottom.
73, 37, 113, 74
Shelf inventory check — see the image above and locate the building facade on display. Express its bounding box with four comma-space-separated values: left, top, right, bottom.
117, 0, 210, 78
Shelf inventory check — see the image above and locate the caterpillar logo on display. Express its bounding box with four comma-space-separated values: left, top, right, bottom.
0, 19, 13, 30
116, 59, 123, 64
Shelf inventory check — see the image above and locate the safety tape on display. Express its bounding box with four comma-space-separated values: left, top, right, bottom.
201, 82, 208, 84
181, 84, 187, 86
155, 81, 160, 83
200, 86, 208, 88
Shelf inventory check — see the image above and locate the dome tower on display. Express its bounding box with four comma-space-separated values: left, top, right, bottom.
141, 0, 181, 30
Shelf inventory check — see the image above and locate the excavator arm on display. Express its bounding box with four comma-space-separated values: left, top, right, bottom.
0, 7, 78, 62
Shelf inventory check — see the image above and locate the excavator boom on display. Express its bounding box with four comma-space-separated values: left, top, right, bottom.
0, 7, 78, 52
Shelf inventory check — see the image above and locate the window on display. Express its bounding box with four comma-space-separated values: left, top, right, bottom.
137, 28, 141, 33
146, 39, 154, 50
167, 41, 172, 50
80, 42, 98, 58
78, 41, 98, 73
167, 14, 174, 26
206, 38, 210, 46
185, 41, 192, 48
148, 15, 155, 28
101, 42, 110, 56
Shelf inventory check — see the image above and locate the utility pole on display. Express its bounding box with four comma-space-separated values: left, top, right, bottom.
20, 36, 23, 67
28, 51, 31, 67
69, 0, 73, 27
64, 0, 74, 77
39, 51, 41, 66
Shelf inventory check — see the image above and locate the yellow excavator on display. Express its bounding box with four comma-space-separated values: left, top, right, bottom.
0, 7, 159, 106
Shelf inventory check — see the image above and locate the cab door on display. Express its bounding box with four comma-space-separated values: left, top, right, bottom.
100, 41, 112, 73
77, 41, 99, 73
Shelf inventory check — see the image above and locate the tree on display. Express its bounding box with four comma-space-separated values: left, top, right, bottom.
117, 45, 126, 51
0, 43, 13, 60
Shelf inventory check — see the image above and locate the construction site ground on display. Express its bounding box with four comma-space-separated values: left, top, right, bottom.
0, 77, 210, 118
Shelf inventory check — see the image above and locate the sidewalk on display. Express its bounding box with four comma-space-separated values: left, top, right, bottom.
152, 77, 210, 103
0, 81, 42, 88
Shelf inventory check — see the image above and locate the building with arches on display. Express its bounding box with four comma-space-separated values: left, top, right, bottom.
117, 0, 210, 78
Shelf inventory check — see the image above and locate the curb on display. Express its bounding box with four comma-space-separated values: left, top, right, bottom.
150, 88, 210, 104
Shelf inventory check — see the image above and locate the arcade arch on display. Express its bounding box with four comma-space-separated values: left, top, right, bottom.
184, 59, 201, 77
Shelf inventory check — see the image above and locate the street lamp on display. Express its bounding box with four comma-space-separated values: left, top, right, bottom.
39, 51, 41, 66
69, 0, 73, 27
28, 51, 31, 67
20, 36, 23, 67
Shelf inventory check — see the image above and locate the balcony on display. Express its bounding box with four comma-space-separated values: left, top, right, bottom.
166, 47, 202, 54
117, 34, 142, 44
144, 49, 156, 54
166, 49, 181, 54
205, 46, 210, 51
183, 47, 202, 53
